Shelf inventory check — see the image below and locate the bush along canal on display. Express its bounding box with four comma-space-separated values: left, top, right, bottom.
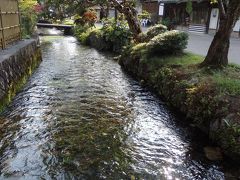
76, 21, 240, 164
0, 36, 239, 179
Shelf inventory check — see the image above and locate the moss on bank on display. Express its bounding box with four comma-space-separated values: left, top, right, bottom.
75, 19, 132, 53
119, 52, 240, 160
0, 47, 42, 113
75, 22, 240, 161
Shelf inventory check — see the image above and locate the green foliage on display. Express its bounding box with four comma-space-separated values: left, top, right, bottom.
120, 30, 189, 67
138, 24, 168, 43
143, 53, 203, 67
119, 49, 240, 160
19, 0, 39, 37
75, 17, 132, 52
101, 18, 132, 52
138, 10, 150, 20
186, 0, 193, 15
147, 30, 188, 55
212, 70, 240, 95
131, 43, 147, 55
74, 24, 91, 37
78, 30, 91, 45
161, 17, 177, 30
145, 24, 168, 41
63, 19, 74, 25
161, 17, 171, 27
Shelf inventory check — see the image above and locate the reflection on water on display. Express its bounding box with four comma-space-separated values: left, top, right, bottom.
0, 36, 239, 179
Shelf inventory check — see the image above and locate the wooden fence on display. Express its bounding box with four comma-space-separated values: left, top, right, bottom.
0, 0, 21, 50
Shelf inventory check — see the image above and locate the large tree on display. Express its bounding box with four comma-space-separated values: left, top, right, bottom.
40, 0, 142, 39
109, 0, 142, 40
201, 0, 240, 67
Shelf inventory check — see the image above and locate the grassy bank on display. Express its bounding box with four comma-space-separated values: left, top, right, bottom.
119, 51, 240, 160
75, 19, 132, 53
75, 22, 240, 161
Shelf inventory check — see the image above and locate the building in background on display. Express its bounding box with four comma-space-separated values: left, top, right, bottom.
159, 0, 240, 37
141, 0, 159, 23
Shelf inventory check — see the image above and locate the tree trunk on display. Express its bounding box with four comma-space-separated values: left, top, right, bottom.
201, 1, 240, 67
201, 19, 231, 67
124, 10, 142, 40
109, 0, 142, 40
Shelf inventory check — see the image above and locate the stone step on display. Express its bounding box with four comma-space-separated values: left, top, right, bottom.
189, 24, 206, 34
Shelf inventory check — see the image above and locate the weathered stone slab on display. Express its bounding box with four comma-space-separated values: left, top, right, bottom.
0, 39, 42, 112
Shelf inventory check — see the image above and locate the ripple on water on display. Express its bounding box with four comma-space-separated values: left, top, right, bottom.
0, 36, 238, 179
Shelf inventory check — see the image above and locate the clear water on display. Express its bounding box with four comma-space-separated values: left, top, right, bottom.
0, 36, 239, 179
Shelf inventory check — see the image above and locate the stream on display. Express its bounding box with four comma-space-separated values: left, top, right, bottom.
0, 36, 239, 179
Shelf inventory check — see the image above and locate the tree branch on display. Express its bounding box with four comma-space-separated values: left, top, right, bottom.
109, 0, 124, 13
218, 0, 227, 19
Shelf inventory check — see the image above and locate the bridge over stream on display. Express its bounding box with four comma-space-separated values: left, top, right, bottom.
36, 23, 74, 35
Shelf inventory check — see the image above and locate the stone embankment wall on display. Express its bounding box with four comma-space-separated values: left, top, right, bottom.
119, 56, 240, 161
0, 39, 42, 112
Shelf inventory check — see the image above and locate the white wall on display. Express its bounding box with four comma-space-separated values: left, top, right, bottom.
209, 8, 240, 33
233, 18, 240, 32
159, 3, 164, 16
209, 8, 219, 29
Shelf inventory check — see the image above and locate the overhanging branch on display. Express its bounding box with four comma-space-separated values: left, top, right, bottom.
218, 0, 227, 19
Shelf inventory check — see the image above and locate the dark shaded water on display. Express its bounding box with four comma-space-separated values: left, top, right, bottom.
0, 36, 239, 179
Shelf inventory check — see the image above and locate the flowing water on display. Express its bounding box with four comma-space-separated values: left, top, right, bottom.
0, 36, 239, 179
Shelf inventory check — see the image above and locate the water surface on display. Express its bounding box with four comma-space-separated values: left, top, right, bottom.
0, 36, 239, 179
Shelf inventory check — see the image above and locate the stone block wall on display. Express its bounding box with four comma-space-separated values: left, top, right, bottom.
0, 39, 42, 112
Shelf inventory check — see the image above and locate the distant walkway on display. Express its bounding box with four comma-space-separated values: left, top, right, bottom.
142, 26, 240, 65
187, 33, 240, 65
97, 23, 240, 65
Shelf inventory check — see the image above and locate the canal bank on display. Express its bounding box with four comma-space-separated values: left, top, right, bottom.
0, 39, 42, 112
118, 51, 240, 162
75, 23, 240, 162
0, 36, 239, 179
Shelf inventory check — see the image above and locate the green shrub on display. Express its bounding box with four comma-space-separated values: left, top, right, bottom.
147, 30, 188, 55
138, 33, 148, 43
138, 10, 151, 20
120, 30, 189, 64
145, 24, 168, 41
78, 31, 91, 45
19, 0, 39, 37
138, 24, 167, 43
75, 18, 132, 52
87, 29, 110, 50
101, 18, 132, 52
74, 24, 91, 37
131, 43, 147, 56
162, 17, 177, 30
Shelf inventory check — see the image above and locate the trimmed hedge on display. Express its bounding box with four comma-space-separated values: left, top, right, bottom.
139, 24, 168, 43
147, 30, 188, 55
127, 30, 188, 59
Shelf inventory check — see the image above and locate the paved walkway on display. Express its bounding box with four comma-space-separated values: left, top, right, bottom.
187, 33, 240, 65
98, 23, 240, 64
143, 26, 240, 64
